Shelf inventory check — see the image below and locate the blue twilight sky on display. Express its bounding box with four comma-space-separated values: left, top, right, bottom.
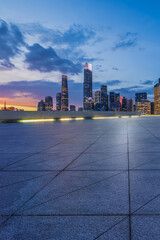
0, 0, 160, 109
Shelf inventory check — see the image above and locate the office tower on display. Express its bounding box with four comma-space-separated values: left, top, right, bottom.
127, 98, 134, 112
136, 100, 151, 115
151, 102, 154, 114
101, 85, 108, 111
122, 97, 127, 111
94, 103, 102, 111
45, 96, 53, 111
70, 105, 76, 111
56, 93, 61, 111
83, 63, 92, 110
61, 75, 68, 111
109, 92, 115, 111
84, 98, 94, 111
78, 107, 83, 111
37, 100, 45, 111
94, 91, 101, 111
135, 92, 147, 103
154, 79, 160, 114
115, 93, 120, 111
94, 91, 101, 103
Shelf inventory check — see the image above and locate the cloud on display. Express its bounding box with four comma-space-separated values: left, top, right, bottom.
106, 80, 122, 86
112, 67, 118, 71
113, 85, 154, 99
112, 32, 138, 51
141, 80, 154, 85
0, 19, 25, 69
25, 43, 82, 74
23, 23, 96, 48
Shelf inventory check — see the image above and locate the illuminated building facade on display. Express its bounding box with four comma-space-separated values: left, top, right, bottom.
45, 96, 53, 111
109, 92, 115, 111
37, 100, 45, 111
136, 100, 151, 115
94, 91, 101, 103
100, 85, 108, 111
94, 103, 102, 111
56, 93, 61, 111
127, 98, 134, 112
135, 92, 147, 103
109, 92, 120, 111
154, 79, 160, 114
83, 63, 92, 110
61, 75, 68, 111
122, 97, 127, 111
84, 98, 94, 111
115, 93, 120, 111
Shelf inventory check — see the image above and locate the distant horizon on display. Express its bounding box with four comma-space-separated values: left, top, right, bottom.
0, 0, 160, 109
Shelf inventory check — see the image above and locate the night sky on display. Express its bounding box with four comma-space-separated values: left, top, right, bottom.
0, 0, 159, 110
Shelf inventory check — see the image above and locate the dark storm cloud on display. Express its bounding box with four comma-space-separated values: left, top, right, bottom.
21, 23, 101, 66
0, 19, 25, 69
0, 20, 99, 74
112, 32, 138, 51
25, 43, 82, 74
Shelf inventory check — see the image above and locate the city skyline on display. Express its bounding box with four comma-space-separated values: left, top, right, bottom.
0, 0, 160, 110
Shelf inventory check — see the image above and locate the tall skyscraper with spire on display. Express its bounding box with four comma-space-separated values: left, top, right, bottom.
83, 63, 93, 110
61, 75, 68, 111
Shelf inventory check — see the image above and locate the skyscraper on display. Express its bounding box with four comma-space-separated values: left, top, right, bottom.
83, 63, 92, 110
154, 79, 160, 114
45, 96, 53, 111
100, 85, 108, 111
94, 91, 101, 103
135, 92, 147, 103
37, 100, 45, 111
56, 93, 61, 111
127, 98, 134, 112
122, 97, 127, 111
136, 100, 151, 115
61, 75, 68, 111
70, 105, 76, 111
115, 93, 120, 111
109, 92, 115, 111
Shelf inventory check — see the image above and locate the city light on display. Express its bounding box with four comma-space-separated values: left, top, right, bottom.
92, 116, 119, 120
75, 117, 85, 120
20, 119, 55, 123
60, 118, 72, 121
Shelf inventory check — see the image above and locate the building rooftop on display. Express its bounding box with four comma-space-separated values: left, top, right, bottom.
0, 117, 160, 239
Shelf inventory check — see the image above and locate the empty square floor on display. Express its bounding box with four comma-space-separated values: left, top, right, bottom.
0, 116, 160, 240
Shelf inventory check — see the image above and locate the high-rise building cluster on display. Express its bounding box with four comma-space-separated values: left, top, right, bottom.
37, 63, 160, 115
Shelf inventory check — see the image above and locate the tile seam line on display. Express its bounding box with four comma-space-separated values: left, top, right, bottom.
127, 120, 132, 240
0, 135, 75, 171
0, 124, 114, 229
16, 124, 118, 212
